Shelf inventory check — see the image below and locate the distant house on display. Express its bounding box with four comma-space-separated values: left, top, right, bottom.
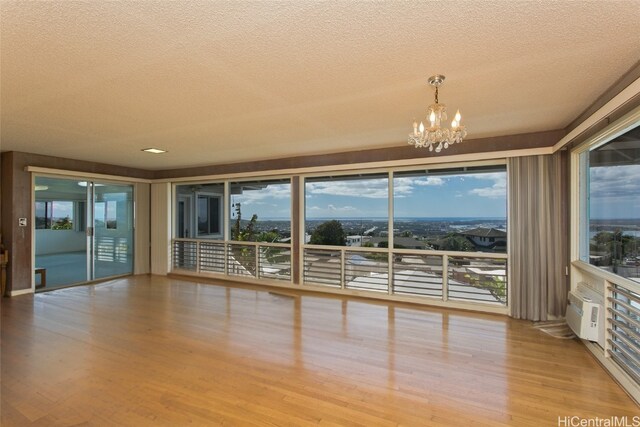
460, 228, 507, 251
346, 235, 367, 247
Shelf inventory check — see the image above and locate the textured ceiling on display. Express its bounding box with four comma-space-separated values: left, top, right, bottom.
1, 1, 639, 170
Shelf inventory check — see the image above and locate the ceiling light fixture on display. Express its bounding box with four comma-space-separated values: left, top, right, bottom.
408, 74, 467, 153
142, 148, 167, 154
35, 185, 48, 191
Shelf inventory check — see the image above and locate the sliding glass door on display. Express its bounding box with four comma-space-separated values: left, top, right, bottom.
93, 183, 134, 280
34, 176, 134, 290
34, 177, 89, 288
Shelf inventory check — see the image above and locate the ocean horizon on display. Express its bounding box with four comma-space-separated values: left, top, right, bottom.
258, 216, 507, 221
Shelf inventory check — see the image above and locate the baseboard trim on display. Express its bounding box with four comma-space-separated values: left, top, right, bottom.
10, 288, 34, 297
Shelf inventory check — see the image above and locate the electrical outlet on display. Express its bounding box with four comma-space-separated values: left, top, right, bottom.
18, 218, 27, 227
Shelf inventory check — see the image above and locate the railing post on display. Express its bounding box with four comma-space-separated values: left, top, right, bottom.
301, 248, 305, 285
224, 243, 228, 276
388, 252, 393, 296
170, 239, 174, 270
196, 241, 201, 273
442, 254, 449, 302
341, 248, 346, 290
255, 243, 260, 279
604, 280, 612, 358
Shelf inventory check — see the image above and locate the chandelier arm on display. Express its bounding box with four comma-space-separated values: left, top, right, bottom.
409, 74, 466, 153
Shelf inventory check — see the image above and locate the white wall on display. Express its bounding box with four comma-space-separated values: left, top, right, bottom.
150, 182, 171, 275
134, 182, 150, 274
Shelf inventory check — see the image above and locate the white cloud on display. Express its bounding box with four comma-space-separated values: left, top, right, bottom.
590, 165, 640, 200
306, 203, 360, 217
233, 183, 291, 205
415, 177, 445, 186
328, 204, 356, 212
306, 179, 388, 199
392, 178, 415, 198
468, 172, 507, 198
392, 176, 446, 198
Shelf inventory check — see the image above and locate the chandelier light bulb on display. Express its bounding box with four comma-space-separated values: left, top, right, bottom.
407, 75, 467, 153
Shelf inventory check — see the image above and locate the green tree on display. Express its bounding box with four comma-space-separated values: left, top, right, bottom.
230, 203, 258, 275
437, 234, 474, 252
231, 203, 258, 241
591, 230, 637, 272
52, 216, 73, 230
257, 230, 280, 243
310, 220, 346, 246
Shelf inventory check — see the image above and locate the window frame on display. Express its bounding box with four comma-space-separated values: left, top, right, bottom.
570, 105, 640, 287
35, 200, 76, 230
228, 177, 292, 243
195, 192, 223, 239
301, 162, 508, 253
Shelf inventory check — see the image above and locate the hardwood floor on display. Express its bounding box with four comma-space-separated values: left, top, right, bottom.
1, 275, 637, 426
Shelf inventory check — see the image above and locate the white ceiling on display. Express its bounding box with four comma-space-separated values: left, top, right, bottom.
1, 1, 639, 170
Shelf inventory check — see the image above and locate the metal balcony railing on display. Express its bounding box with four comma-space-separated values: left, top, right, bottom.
172, 239, 508, 308
302, 248, 341, 287
392, 254, 443, 298
607, 283, 640, 384
172, 239, 291, 282
302, 245, 508, 306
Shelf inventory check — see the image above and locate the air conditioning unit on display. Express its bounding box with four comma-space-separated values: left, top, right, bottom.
566, 282, 604, 347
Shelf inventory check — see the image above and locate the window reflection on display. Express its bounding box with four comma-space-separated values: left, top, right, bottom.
586, 125, 640, 279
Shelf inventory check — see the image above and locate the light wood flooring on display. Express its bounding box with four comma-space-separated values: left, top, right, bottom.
1, 275, 637, 426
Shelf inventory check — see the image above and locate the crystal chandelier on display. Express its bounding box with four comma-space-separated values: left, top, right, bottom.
408, 74, 467, 152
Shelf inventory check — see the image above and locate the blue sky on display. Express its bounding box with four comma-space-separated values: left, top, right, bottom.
38, 165, 640, 224
306, 172, 507, 219
233, 173, 509, 220
236, 165, 640, 221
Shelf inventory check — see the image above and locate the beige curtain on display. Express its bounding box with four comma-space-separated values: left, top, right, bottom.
508, 153, 567, 321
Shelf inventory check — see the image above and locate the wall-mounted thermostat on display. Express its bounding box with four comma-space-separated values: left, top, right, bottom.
18, 218, 27, 227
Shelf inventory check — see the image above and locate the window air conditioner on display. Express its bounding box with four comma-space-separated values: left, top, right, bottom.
566, 282, 604, 347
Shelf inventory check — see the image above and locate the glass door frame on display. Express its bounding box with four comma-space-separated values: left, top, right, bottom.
32, 173, 136, 291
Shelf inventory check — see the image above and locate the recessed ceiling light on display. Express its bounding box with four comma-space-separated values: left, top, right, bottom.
142, 148, 167, 154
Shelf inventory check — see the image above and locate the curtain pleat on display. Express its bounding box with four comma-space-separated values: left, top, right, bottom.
509, 154, 567, 321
